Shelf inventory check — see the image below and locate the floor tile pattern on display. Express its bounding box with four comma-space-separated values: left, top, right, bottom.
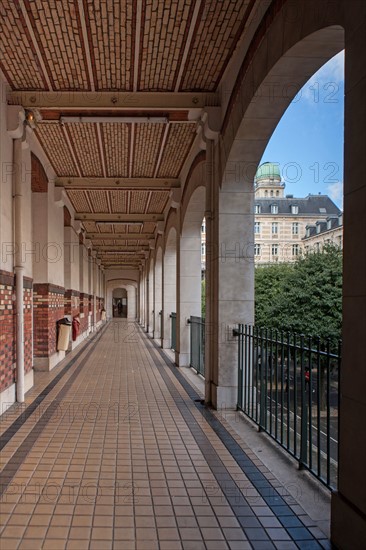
0, 320, 331, 549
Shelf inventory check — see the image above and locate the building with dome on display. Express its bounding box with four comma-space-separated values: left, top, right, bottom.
253, 162, 342, 264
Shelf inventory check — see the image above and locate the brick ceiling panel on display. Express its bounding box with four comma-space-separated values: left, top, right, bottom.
67, 123, 103, 177
127, 225, 142, 234
129, 191, 150, 214
133, 124, 165, 177
84, 0, 133, 90
157, 123, 196, 177
181, 0, 250, 90
142, 222, 156, 233
110, 190, 128, 214
138, 0, 194, 91
25, 0, 90, 90
102, 123, 130, 178
67, 190, 92, 213
87, 190, 109, 213
113, 225, 127, 234
0, 1, 46, 89
82, 221, 97, 232
36, 123, 78, 176
147, 191, 170, 213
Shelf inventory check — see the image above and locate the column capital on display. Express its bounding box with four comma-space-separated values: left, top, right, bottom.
169, 188, 181, 209
7, 105, 25, 139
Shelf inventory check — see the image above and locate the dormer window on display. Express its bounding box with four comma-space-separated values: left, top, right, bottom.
306, 227, 311, 237
271, 204, 278, 214
291, 205, 299, 215
327, 219, 332, 230
316, 224, 321, 234
255, 204, 261, 214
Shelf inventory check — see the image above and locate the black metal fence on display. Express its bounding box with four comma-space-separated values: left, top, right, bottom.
188, 316, 205, 376
170, 312, 176, 351
235, 325, 341, 490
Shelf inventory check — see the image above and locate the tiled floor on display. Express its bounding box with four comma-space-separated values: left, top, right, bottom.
0, 320, 331, 550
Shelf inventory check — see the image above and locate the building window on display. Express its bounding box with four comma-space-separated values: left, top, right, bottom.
254, 244, 261, 256
254, 222, 260, 234
271, 244, 278, 256
292, 222, 299, 235
276, 190, 279, 196
255, 204, 261, 214
292, 244, 299, 256
291, 205, 299, 214
271, 204, 278, 214
264, 190, 268, 197
201, 243, 205, 256
272, 222, 278, 235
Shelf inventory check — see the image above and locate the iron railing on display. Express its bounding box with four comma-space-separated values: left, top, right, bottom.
188, 316, 205, 376
170, 312, 176, 351
235, 325, 341, 490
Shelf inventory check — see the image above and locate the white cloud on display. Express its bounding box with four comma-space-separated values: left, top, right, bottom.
327, 181, 343, 208
299, 51, 344, 105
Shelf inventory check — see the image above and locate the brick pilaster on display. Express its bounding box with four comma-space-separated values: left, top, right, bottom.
33, 284, 65, 358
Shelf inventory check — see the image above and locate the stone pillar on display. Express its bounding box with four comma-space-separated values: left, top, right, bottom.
127, 286, 136, 320
162, 230, 177, 349
331, 12, 366, 547
177, 192, 204, 367
148, 260, 154, 337
154, 249, 163, 340
205, 139, 255, 409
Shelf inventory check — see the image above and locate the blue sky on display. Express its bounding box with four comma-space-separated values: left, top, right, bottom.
260, 51, 344, 209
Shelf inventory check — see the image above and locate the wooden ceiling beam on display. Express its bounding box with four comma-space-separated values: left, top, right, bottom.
76, 213, 163, 222
8, 91, 219, 109
87, 233, 154, 240
57, 177, 180, 189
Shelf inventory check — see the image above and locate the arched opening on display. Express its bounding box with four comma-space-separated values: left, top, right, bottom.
178, 186, 205, 367
148, 259, 154, 337
154, 247, 163, 340
112, 288, 127, 318
163, 227, 177, 350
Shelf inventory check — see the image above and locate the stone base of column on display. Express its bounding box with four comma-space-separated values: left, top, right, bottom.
33, 351, 66, 372
177, 352, 190, 367
212, 384, 237, 410
162, 338, 171, 349
331, 492, 366, 549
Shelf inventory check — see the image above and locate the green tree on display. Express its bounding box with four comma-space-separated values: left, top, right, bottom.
255, 245, 342, 345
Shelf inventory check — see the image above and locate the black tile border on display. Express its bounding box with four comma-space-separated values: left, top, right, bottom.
143, 331, 332, 549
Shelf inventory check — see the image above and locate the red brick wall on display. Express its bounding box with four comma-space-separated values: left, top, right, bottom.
79, 293, 89, 333
23, 281, 33, 375
0, 271, 33, 392
64, 289, 80, 317
0, 271, 15, 392
33, 284, 65, 358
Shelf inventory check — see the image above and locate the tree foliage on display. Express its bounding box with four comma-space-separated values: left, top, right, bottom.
255, 245, 342, 344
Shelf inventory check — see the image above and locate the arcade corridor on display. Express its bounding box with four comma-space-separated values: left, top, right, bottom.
0, 320, 330, 550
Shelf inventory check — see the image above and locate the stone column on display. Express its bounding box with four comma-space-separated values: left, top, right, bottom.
148, 260, 154, 337
205, 138, 255, 409
162, 231, 177, 349
331, 11, 366, 547
177, 212, 202, 367
154, 250, 163, 340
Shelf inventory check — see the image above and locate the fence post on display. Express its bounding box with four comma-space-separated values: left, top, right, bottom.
300, 334, 308, 468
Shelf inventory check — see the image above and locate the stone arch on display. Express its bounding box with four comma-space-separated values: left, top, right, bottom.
162, 225, 177, 350
154, 245, 163, 340
106, 279, 137, 320
177, 184, 206, 366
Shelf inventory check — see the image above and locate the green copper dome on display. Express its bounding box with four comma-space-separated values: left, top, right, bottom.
255, 162, 281, 183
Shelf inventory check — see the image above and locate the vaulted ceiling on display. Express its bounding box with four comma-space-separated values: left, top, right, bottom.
0, 0, 256, 269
